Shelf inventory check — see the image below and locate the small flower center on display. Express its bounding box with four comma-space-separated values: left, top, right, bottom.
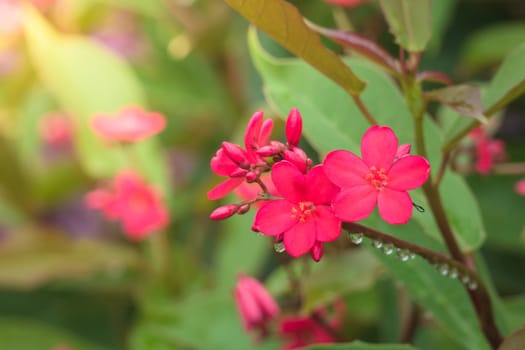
291, 201, 315, 222
365, 166, 389, 190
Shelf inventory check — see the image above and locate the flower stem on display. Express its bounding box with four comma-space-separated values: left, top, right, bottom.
352, 95, 378, 125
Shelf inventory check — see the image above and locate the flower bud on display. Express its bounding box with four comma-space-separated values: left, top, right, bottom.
210, 204, 238, 220
222, 142, 248, 168
230, 168, 249, 178
237, 203, 251, 215
257, 141, 286, 157
394, 144, 411, 161
285, 108, 302, 147
245, 171, 258, 183
283, 148, 308, 173
310, 242, 324, 262
234, 274, 280, 332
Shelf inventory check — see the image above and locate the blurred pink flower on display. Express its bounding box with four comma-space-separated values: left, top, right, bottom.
85, 170, 169, 240
253, 161, 341, 259
234, 274, 280, 339
323, 0, 368, 7
90, 106, 166, 142
515, 179, 525, 196
39, 112, 73, 148
0, 50, 21, 76
324, 126, 430, 224
468, 127, 506, 175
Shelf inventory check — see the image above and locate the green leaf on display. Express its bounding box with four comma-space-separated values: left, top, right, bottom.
484, 42, 525, 114
499, 326, 525, 350
426, 84, 487, 123
0, 231, 139, 289
224, 0, 365, 95
428, 0, 457, 53
368, 221, 491, 350
0, 318, 107, 350
461, 23, 525, 72
23, 4, 168, 188
378, 0, 431, 52
303, 340, 417, 350
249, 30, 486, 252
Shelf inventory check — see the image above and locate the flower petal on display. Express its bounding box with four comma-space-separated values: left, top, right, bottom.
323, 150, 369, 188
387, 155, 430, 191
333, 185, 377, 222
283, 220, 316, 257
314, 205, 342, 242
207, 177, 244, 200
253, 200, 296, 235
378, 188, 412, 224
244, 111, 263, 152
210, 149, 238, 176
361, 126, 397, 170
271, 161, 305, 203
305, 165, 340, 204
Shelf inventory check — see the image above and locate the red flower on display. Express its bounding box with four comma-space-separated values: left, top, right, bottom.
234, 274, 280, 337
90, 105, 166, 142
468, 127, 506, 174
85, 170, 169, 240
208, 111, 273, 200
253, 161, 341, 258
515, 179, 525, 196
323, 126, 430, 224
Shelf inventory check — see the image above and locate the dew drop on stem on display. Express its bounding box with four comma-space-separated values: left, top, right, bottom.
348, 232, 364, 245
382, 243, 394, 255
372, 240, 383, 249
274, 241, 286, 253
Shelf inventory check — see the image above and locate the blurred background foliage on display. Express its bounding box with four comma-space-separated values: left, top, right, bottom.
0, 0, 524, 349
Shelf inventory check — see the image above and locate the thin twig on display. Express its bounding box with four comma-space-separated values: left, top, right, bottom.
352, 95, 379, 125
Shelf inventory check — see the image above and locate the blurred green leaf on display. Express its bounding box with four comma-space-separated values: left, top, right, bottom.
503, 296, 525, 332
428, 0, 457, 53
303, 340, 417, 350
224, 1, 365, 95
0, 318, 107, 350
378, 0, 431, 52
461, 23, 525, 72
0, 231, 139, 289
499, 326, 525, 350
249, 30, 486, 252
426, 84, 486, 123
484, 42, 525, 114
23, 4, 168, 189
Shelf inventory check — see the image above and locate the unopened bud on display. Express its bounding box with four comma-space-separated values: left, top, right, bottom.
245, 171, 258, 182
395, 144, 411, 161
257, 141, 286, 157
237, 203, 251, 215
230, 168, 249, 178
222, 142, 248, 168
285, 108, 302, 146
310, 242, 323, 262
283, 149, 308, 173
210, 204, 238, 220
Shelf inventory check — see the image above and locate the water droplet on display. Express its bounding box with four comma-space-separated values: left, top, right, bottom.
348, 233, 363, 245
449, 267, 459, 279
437, 263, 450, 276
396, 248, 411, 262
409, 252, 417, 260
468, 281, 478, 290
461, 274, 470, 284
372, 240, 383, 249
382, 243, 394, 255
274, 241, 286, 253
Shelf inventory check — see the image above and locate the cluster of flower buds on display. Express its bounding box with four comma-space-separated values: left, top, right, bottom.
208, 109, 430, 262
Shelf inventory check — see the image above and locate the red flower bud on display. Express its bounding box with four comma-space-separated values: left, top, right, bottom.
237, 203, 251, 215
257, 141, 286, 157
230, 168, 249, 178
245, 171, 258, 182
283, 148, 308, 173
310, 242, 324, 262
210, 204, 238, 220
222, 142, 248, 168
285, 108, 302, 147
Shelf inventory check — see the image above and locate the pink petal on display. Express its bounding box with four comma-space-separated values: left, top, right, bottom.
314, 205, 341, 242
305, 165, 340, 204
515, 178, 525, 196
323, 150, 369, 188
259, 118, 274, 147
244, 111, 263, 152
253, 200, 296, 235
333, 185, 377, 222
207, 177, 244, 200
377, 188, 412, 224
387, 155, 430, 191
361, 126, 397, 170
271, 161, 305, 203
210, 149, 238, 176
283, 220, 316, 257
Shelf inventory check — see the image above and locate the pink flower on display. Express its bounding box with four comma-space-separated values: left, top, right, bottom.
208, 111, 273, 200
469, 127, 506, 174
234, 174, 279, 208
515, 179, 525, 196
39, 112, 73, 148
85, 170, 169, 240
253, 161, 341, 258
90, 106, 166, 142
323, 126, 430, 225
234, 274, 280, 338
